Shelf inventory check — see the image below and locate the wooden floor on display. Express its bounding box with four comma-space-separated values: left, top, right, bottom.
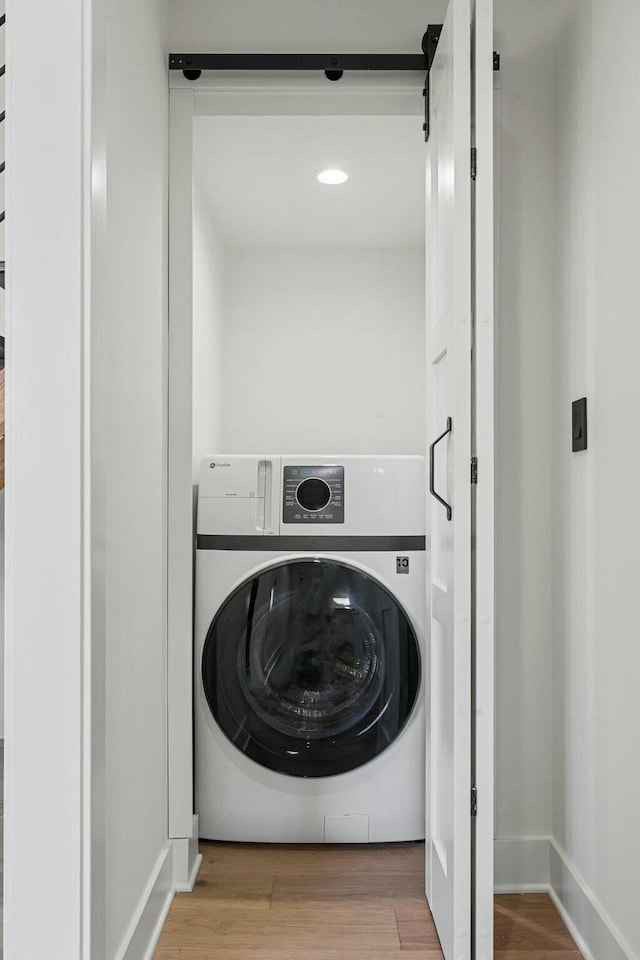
153, 842, 583, 959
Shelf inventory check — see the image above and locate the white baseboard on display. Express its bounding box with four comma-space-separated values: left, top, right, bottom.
494, 835, 551, 892
549, 839, 637, 960
494, 836, 637, 960
173, 814, 203, 893
102, 819, 203, 960
115, 845, 175, 960
187, 850, 203, 890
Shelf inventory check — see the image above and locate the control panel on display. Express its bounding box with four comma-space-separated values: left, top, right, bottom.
283, 465, 344, 524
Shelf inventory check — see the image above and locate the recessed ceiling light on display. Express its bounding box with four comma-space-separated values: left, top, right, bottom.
316, 169, 349, 185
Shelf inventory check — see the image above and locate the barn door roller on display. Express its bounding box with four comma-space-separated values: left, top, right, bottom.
422, 25, 443, 142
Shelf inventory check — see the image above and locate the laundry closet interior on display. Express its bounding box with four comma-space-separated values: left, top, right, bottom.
174, 80, 429, 811
169, 60, 431, 897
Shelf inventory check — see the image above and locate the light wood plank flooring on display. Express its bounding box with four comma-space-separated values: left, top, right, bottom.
153, 841, 583, 959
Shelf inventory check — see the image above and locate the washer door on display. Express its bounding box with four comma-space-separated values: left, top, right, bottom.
202, 558, 421, 778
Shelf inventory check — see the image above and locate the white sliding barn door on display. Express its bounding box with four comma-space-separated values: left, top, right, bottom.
425, 1, 494, 958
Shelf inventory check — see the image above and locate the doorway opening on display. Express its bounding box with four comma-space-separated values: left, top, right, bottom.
170, 77, 440, 953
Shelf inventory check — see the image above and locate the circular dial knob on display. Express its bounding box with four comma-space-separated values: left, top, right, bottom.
296, 477, 331, 512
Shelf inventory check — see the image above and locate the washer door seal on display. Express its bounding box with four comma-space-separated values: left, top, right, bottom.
201, 558, 420, 778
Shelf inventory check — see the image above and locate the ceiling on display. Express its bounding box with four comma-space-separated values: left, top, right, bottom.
193, 114, 425, 249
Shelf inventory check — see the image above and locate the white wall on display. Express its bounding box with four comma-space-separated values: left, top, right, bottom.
104, 0, 174, 958
551, 2, 640, 957
170, 0, 448, 53
8, 0, 179, 955
492, 0, 563, 866
7, 0, 92, 954
192, 187, 225, 480
220, 248, 425, 454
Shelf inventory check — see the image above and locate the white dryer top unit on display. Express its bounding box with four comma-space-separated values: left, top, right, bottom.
197, 454, 425, 540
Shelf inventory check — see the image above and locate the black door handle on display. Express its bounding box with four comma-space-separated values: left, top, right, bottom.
429, 417, 452, 521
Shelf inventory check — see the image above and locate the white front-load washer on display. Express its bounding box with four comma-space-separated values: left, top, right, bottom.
195, 454, 427, 843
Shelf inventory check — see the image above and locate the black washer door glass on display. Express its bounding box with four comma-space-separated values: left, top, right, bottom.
202, 558, 421, 777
